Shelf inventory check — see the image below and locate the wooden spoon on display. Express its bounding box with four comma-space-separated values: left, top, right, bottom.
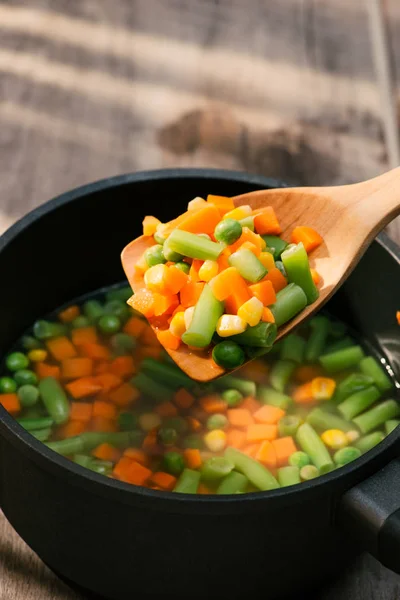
121, 167, 400, 382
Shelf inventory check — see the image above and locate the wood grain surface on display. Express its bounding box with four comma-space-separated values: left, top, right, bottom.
1, 1, 400, 598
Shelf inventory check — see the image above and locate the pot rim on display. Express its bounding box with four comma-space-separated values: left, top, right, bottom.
1, 167, 399, 511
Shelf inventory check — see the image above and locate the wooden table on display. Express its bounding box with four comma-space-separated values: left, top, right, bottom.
1, 1, 400, 597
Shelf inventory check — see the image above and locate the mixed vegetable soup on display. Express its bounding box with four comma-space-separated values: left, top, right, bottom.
0, 285, 398, 495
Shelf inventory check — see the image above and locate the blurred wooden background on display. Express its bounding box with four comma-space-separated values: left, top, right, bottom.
1, 1, 400, 598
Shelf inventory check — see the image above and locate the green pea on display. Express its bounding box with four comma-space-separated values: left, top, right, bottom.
33, 320, 67, 340
212, 341, 245, 370
98, 314, 121, 335
17, 385, 40, 407
6, 352, 29, 372
0, 377, 17, 393
71, 315, 91, 329
174, 261, 190, 275
104, 300, 130, 322
144, 244, 167, 267
163, 451, 185, 476
83, 300, 104, 323
158, 427, 178, 446
21, 335, 42, 351
111, 333, 136, 355
221, 389, 243, 407
14, 369, 38, 386
207, 414, 228, 430
288, 451, 311, 469
214, 218, 242, 245
182, 434, 204, 449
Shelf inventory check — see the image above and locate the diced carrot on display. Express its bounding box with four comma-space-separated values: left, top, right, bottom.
243, 443, 261, 458
253, 405, 285, 424
172, 304, 186, 316
92, 443, 121, 462
261, 307, 275, 323
140, 325, 160, 346
123, 316, 147, 338
271, 436, 297, 467
109, 383, 140, 407
126, 461, 153, 486
58, 305, 80, 323
227, 408, 254, 428
253, 206, 282, 235
150, 471, 177, 491
94, 361, 110, 375
143, 215, 161, 236
70, 402, 93, 422
93, 400, 117, 420
90, 416, 117, 433
311, 269, 321, 285
180, 281, 205, 307
165, 265, 189, 294
110, 356, 135, 379
0, 393, 20, 415
176, 204, 221, 235
46, 336, 77, 361
293, 365, 323, 383
157, 329, 181, 350
174, 388, 195, 410
200, 395, 227, 414
80, 343, 111, 361
183, 448, 202, 469
155, 401, 178, 417
187, 416, 202, 432
35, 362, 60, 380
153, 292, 179, 317
246, 424, 278, 443
123, 448, 149, 466
291, 226, 323, 253
255, 440, 277, 469
258, 252, 275, 271
238, 360, 268, 384
71, 326, 98, 346
127, 288, 155, 318
61, 357, 93, 379
264, 267, 287, 293
58, 420, 86, 438
113, 456, 134, 480
209, 267, 243, 301
142, 430, 158, 451
397, 311, 400, 326
293, 382, 314, 404
65, 377, 103, 399
241, 396, 261, 413
225, 286, 252, 314
162, 211, 192, 237
217, 252, 230, 271
198, 483, 212, 494
189, 259, 203, 283
249, 280, 276, 306
207, 194, 235, 215
238, 241, 261, 256
226, 429, 247, 449
230, 228, 266, 254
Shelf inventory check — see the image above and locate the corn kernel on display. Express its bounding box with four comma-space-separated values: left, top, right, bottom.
135, 253, 149, 274
321, 429, 348, 450
139, 413, 162, 432
144, 264, 168, 292
258, 251, 275, 271
169, 312, 186, 338
188, 196, 207, 211
184, 306, 195, 329
223, 205, 252, 221
204, 429, 227, 452
311, 377, 336, 401
198, 260, 219, 282
155, 223, 168, 243
237, 297, 264, 327
346, 430, 361, 444
216, 314, 247, 337
27, 349, 47, 362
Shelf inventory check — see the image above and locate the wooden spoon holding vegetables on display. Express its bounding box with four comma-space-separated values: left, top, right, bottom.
122, 167, 400, 382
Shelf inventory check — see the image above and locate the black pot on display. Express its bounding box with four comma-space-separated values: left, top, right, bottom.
1, 169, 400, 599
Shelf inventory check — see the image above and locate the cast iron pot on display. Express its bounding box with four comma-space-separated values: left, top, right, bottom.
1, 169, 400, 599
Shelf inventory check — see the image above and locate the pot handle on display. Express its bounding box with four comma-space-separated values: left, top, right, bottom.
338, 457, 400, 574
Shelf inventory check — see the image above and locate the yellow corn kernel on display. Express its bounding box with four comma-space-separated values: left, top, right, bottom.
346, 430, 361, 444
321, 429, 348, 450
311, 377, 336, 401
135, 252, 149, 274
155, 222, 168, 243
188, 196, 207, 211
139, 413, 162, 432
204, 429, 227, 452
216, 314, 247, 337
169, 312, 186, 338
258, 251, 275, 271
184, 306, 195, 329
237, 297, 264, 327
144, 264, 168, 292
198, 260, 219, 282
223, 205, 252, 221
27, 349, 48, 362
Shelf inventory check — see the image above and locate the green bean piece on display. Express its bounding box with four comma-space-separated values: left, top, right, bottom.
261, 235, 288, 260
47, 436, 85, 455
333, 373, 374, 404
280, 334, 306, 364
71, 315, 91, 329
215, 375, 256, 397
225, 447, 280, 491
338, 386, 381, 421
274, 261, 287, 278
229, 322, 277, 348
104, 300, 131, 322
306, 407, 354, 433
305, 316, 331, 362
228, 249, 267, 283
217, 471, 248, 494
278, 415, 302, 437
355, 432, 385, 454
39, 377, 70, 425
221, 389, 243, 407
353, 399, 400, 434
182, 434, 203, 449
21, 335, 42, 350
258, 386, 292, 410
296, 423, 334, 474
212, 341, 245, 369
6, 352, 29, 371
278, 466, 301, 487
359, 356, 392, 392
141, 357, 195, 389
182, 284, 224, 348
270, 360, 296, 392
319, 345, 365, 374
385, 419, 400, 435
17, 416, 53, 431
110, 332, 136, 355
161, 236, 183, 262
31, 427, 52, 442
166, 229, 224, 261
118, 412, 138, 431
333, 446, 362, 466
300, 465, 319, 481
163, 451, 185, 476
88, 460, 113, 475
324, 337, 355, 354
174, 261, 190, 274
214, 218, 242, 245
131, 373, 173, 402
239, 216, 255, 231
271, 284, 308, 328
174, 468, 201, 493
201, 457, 235, 482
289, 451, 311, 469
14, 369, 38, 386
47, 431, 141, 456
33, 320, 67, 340
0, 377, 17, 393
105, 286, 133, 303
281, 243, 318, 304
74, 454, 93, 468
83, 300, 104, 323
207, 414, 229, 430
144, 244, 167, 267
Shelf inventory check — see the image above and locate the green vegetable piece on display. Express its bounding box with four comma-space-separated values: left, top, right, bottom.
32, 427, 52, 442
174, 468, 201, 493
104, 300, 130, 322
39, 377, 70, 425
201, 457, 235, 482
225, 447, 280, 491
258, 386, 292, 410
6, 352, 29, 372
305, 316, 330, 362
271, 283, 308, 328
278, 466, 301, 487
296, 423, 334, 474
182, 284, 224, 348
207, 413, 228, 430
215, 375, 256, 397
355, 432, 385, 454
33, 320, 67, 340
118, 412, 138, 431
166, 229, 224, 261
338, 386, 381, 421
212, 341, 245, 369
221, 389, 243, 407
239, 216, 255, 231
274, 261, 287, 277
162, 236, 183, 262
300, 465, 319, 481
214, 218, 242, 245
217, 471, 248, 494
228, 249, 267, 283
144, 244, 167, 267
98, 314, 121, 335
14, 369, 38, 386
163, 451, 185, 476
385, 419, 400, 435
88, 460, 113, 475
182, 434, 203, 449
230, 322, 277, 348
71, 315, 91, 329
324, 337, 355, 354
270, 359, 296, 393
278, 415, 302, 437
174, 261, 190, 274
21, 335, 42, 350
306, 407, 354, 432
106, 286, 132, 303
17, 416, 54, 431
110, 333, 136, 354
74, 454, 93, 468
353, 399, 400, 434
83, 300, 104, 323
333, 373, 374, 404
359, 356, 392, 392
17, 384, 40, 407
131, 373, 172, 402
319, 346, 365, 374
0, 377, 17, 393
141, 357, 194, 389
333, 446, 362, 466
47, 431, 141, 456
261, 235, 288, 260
280, 334, 306, 364
289, 451, 311, 469
281, 243, 318, 304
158, 427, 178, 446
